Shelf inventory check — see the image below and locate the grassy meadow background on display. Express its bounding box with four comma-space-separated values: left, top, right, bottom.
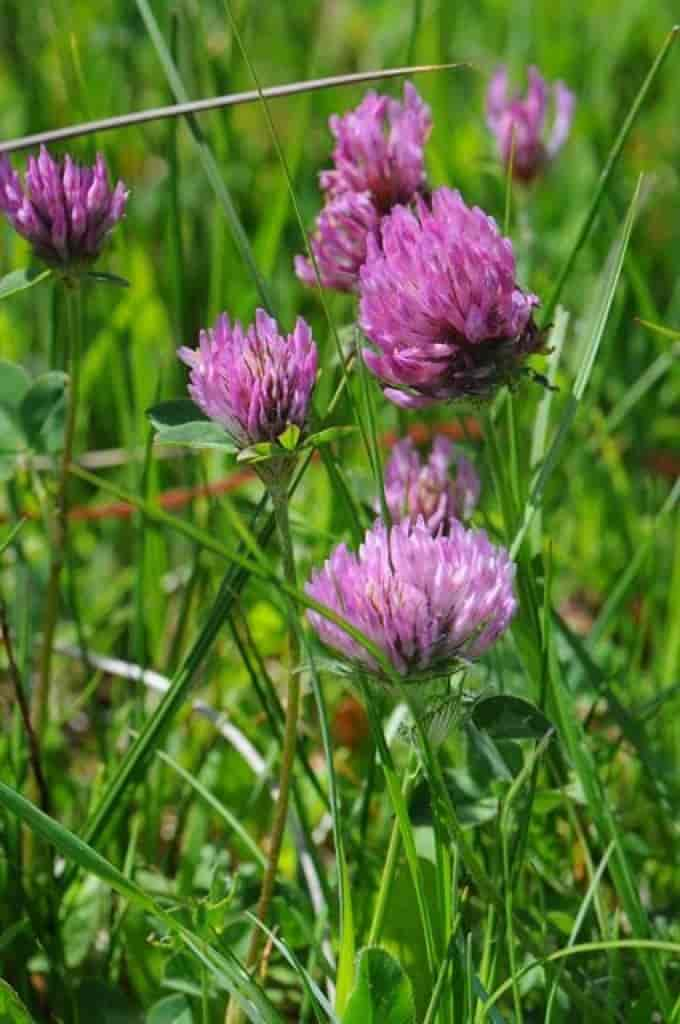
1, 0, 679, 1021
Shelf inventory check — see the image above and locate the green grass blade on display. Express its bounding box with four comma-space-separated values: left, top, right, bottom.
542, 25, 679, 324
156, 749, 266, 870
484, 939, 680, 1019
587, 477, 680, 650
511, 178, 642, 557
0, 782, 284, 1021
0, 64, 464, 154
134, 0, 273, 310
544, 842, 615, 1022
0, 779, 154, 910
546, 641, 674, 1014
305, 640, 355, 1014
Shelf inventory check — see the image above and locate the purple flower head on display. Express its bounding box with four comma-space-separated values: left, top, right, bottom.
295, 191, 380, 293
0, 147, 128, 269
359, 187, 544, 408
306, 517, 516, 680
382, 436, 481, 533
486, 66, 575, 182
319, 82, 432, 212
178, 309, 318, 448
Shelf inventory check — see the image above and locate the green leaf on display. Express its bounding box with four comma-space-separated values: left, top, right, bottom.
0, 406, 25, 456
471, 695, 554, 741
147, 400, 235, 450
19, 371, 67, 453
277, 423, 301, 451
146, 995, 193, 1024
0, 980, 35, 1023
0, 360, 33, 465
635, 317, 680, 341
154, 421, 237, 451
0, 267, 51, 301
302, 425, 358, 449
0, 360, 32, 409
236, 442, 277, 463
342, 948, 416, 1024
85, 271, 131, 288
146, 399, 208, 428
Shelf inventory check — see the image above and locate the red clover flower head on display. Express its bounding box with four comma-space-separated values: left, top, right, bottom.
486, 66, 575, 183
359, 187, 543, 408
178, 309, 318, 449
382, 436, 481, 533
295, 190, 380, 293
306, 517, 516, 680
296, 82, 431, 294
0, 147, 128, 269
319, 82, 432, 212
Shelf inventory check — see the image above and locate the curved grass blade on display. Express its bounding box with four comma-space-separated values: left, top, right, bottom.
156, 749, 266, 870
243, 911, 337, 1023
0, 781, 284, 1022
483, 939, 680, 1019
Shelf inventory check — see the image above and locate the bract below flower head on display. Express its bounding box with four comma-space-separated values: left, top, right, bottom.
178, 309, 318, 449
486, 66, 575, 182
382, 436, 481, 533
359, 187, 543, 408
305, 517, 516, 681
320, 82, 432, 212
0, 147, 128, 270
295, 190, 380, 293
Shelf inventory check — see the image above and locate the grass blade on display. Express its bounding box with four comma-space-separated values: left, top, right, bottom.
134, 0, 273, 310
0, 64, 465, 154
542, 25, 678, 324
511, 177, 642, 557
0, 781, 284, 1021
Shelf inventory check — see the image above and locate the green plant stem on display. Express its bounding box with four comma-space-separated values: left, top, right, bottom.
0, 593, 50, 814
32, 282, 82, 748
225, 478, 301, 1024
366, 763, 418, 946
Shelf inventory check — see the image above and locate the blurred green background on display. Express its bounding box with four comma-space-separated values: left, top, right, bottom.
1, 1, 679, 1021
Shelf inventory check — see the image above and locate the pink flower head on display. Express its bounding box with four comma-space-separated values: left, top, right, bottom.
0, 147, 128, 268
296, 83, 431, 293
486, 66, 575, 182
320, 82, 432, 211
382, 436, 481, 533
178, 309, 318, 447
295, 191, 380, 293
306, 517, 516, 680
359, 187, 543, 408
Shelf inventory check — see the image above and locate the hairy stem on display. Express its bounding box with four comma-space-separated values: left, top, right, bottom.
225, 477, 301, 1024
32, 281, 82, 742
